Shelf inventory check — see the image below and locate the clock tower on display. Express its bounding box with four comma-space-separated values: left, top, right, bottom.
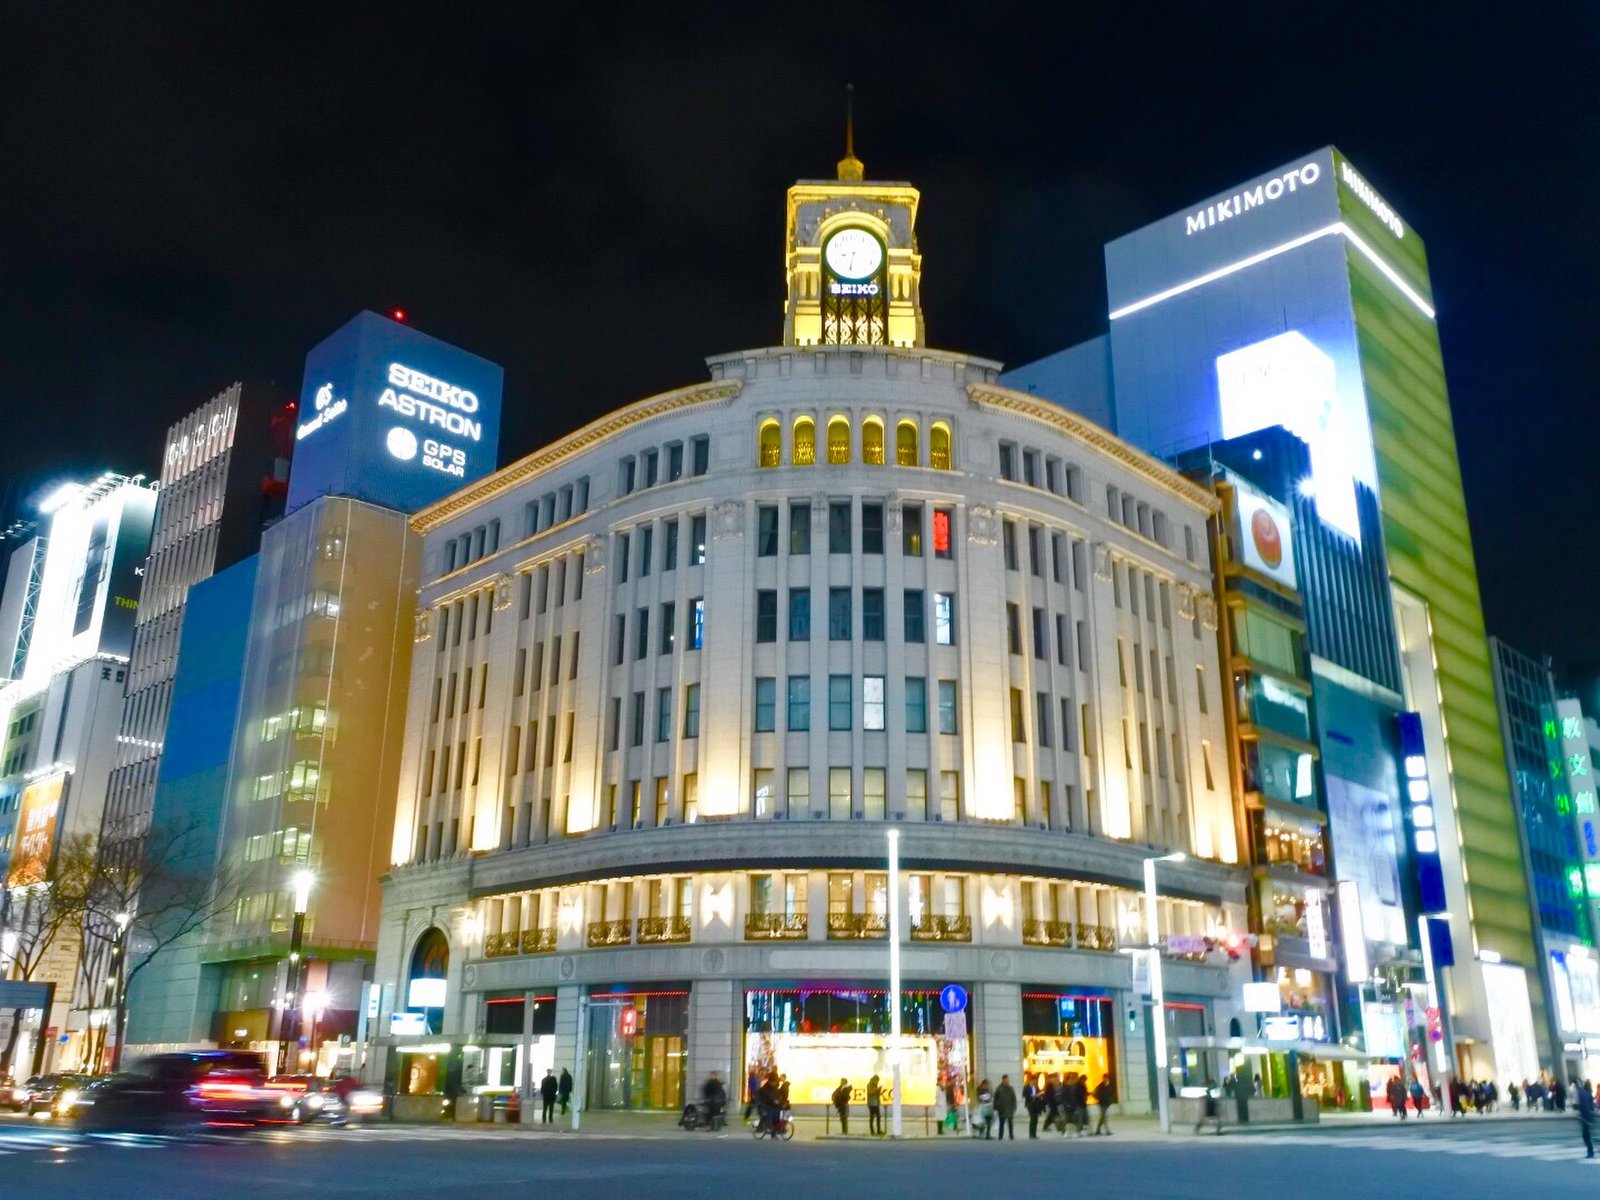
782, 121, 924, 349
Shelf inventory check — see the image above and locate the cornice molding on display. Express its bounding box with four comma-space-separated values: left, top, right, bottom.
966, 382, 1220, 514
410, 380, 743, 534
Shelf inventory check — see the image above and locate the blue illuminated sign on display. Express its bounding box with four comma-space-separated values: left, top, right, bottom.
1398, 712, 1447, 914
939, 984, 967, 1014
286, 311, 504, 516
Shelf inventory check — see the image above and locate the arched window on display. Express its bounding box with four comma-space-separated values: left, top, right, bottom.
758, 420, 781, 468
407, 927, 450, 1033
792, 418, 816, 466
896, 420, 920, 467
862, 418, 885, 466
827, 416, 851, 465
930, 422, 952, 470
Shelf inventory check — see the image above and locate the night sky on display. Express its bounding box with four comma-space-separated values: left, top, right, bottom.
4, 6, 1594, 664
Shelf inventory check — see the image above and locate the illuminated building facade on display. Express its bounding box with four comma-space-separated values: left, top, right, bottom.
1007, 148, 1540, 1084
122, 315, 501, 1074
371, 157, 1251, 1116
0, 473, 156, 1072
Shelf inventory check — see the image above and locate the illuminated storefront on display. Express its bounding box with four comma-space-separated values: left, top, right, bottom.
585, 989, 689, 1110
1021, 991, 1116, 1100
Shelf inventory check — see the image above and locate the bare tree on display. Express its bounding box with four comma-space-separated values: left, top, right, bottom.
75, 818, 243, 1071
0, 834, 92, 1074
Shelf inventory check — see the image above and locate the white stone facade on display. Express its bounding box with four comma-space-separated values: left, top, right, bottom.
373, 344, 1249, 1114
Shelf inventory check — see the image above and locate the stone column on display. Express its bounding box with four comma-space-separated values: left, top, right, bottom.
689, 977, 738, 1096
975, 980, 1022, 1087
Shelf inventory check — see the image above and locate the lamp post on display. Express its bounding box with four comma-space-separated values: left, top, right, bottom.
281, 870, 314, 1074
887, 829, 902, 1138
1144, 851, 1186, 1134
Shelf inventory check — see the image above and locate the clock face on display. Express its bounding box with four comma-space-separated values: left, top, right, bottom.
824, 228, 883, 280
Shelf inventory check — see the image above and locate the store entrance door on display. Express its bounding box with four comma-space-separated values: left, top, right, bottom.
646, 1035, 684, 1109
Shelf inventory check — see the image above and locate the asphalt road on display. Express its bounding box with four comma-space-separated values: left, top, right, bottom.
0, 1113, 1596, 1199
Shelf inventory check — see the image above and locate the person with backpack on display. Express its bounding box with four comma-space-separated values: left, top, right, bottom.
831, 1077, 852, 1134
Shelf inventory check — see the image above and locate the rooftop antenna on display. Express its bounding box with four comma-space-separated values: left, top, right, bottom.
837, 83, 864, 182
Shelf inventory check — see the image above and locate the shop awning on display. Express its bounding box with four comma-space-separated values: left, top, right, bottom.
1176, 1035, 1390, 1062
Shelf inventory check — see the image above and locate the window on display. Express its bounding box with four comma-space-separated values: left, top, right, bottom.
1036, 692, 1052, 747
1032, 607, 1047, 659
1003, 520, 1018, 570
1051, 533, 1064, 584
903, 589, 925, 642
788, 676, 811, 731
863, 676, 886, 730
792, 418, 815, 466
513, 648, 526, 698
939, 770, 960, 820
827, 416, 851, 464
829, 587, 852, 641
655, 777, 671, 826
548, 640, 561, 686
902, 503, 923, 556
1006, 604, 1022, 655
754, 678, 776, 732
863, 418, 885, 465
664, 519, 679, 570
620, 456, 636, 495
569, 632, 580, 679
630, 780, 643, 829
863, 768, 886, 820
930, 422, 952, 469
683, 772, 700, 822
757, 506, 779, 556
789, 502, 811, 554
630, 691, 645, 747
999, 442, 1017, 481
905, 677, 927, 733
934, 593, 956, 645
933, 507, 954, 558
635, 608, 650, 659
828, 675, 852, 730
660, 602, 676, 653
1202, 740, 1215, 789
788, 768, 810, 818
759, 420, 781, 467
938, 680, 958, 734
862, 502, 884, 554
1071, 540, 1086, 591
690, 514, 707, 564
756, 590, 778, 642
683, 684, 700, 738
530, 645, 544, 690
789, 589, 811, 641
1010, 688, 1026, 743
1077, 620, 1089, 672
1117, 638, 1127, 686
896, 420, 919, 466
829, 768, 852, 820
688, 598, 704, 649
905, 769, 928, 821
829, 501, 851, 553
616, 533, 630, 583
753, 768, 776, 818
656, 687, 673, 742
1055, 614, 1068, 666
862, 588, 885, 641
1023, 450, 1038, 488
667, 442, 684, 482
1197, 665, 1209, 713
1061, 697, 1074, 752
642, 449, 658, 489
692, 435, 710, 475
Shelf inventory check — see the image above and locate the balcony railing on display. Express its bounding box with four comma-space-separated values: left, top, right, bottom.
827, 912, 889, 940
586, 919, 633, 948
484, 932, 518, 958
745, 913, 808, 940
1021, 920, 1119, 952
910, 914, 972, 942
637, 916, 692, 944
521, 927, 556, 955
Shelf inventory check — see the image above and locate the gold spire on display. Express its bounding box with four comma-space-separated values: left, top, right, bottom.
836, 83, 864, 182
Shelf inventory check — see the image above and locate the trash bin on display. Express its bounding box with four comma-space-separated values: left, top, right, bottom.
477, 1095, 494, 1123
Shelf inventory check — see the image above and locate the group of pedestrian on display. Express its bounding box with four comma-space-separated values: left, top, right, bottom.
1514, 1074, 1572, 1112
746, 1068, 792, 1133
1444, 1077, 1500, 1115
537, 1067, 572, 1123
1382, 1074, 1430, 1118
1016, 1072, 1112, 1138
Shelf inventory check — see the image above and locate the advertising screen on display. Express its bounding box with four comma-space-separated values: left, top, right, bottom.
286, 311, 504, 516
7, 773, 68, 887
1481, 962, 1541, 1085
1325, 776, 1406, 948
743, 1032, 939, 1106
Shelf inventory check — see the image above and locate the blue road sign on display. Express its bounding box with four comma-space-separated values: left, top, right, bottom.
939, 984, 968, 1014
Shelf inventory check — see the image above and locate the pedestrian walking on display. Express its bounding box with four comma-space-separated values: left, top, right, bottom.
540, 1068, 559, 1123
1023, 1077, 1041, 1139
993, 1075, 1017, 1141
832, 1077, 852, 1135
557, 1067, 572, 1115
1386, 1075, 1407, 1119
1409, 1078, 1427, 1118
1092, 1077, 1114, 1135
867, 1073, 884, 1136
744, 1068, 761, 1122
1194, 1086, 1222, 1135
974, 1079, 995, 1139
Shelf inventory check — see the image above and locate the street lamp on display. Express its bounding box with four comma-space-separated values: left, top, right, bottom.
887, 829, 902, 1138
281, 870, 315, 1073
1144, 851, 1186, 1134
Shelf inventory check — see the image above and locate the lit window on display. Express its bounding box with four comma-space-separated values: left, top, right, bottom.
792, 418, 816, 466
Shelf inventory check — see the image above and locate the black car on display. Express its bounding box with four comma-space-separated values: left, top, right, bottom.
75, 1051, 276, 1131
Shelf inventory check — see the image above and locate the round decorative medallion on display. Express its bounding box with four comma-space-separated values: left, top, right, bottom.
463, 965, 478, 988
559, 955, 576, 979
703, 948, 726, 973
989, 951, 1012, 976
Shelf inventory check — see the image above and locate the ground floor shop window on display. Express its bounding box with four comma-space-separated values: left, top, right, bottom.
742, 986, 965, 1107
1021, 992, 1116, 1101
584, 990, 688, 1110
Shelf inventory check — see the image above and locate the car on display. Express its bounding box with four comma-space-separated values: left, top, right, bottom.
263, 1075, 344, 1124
21, 1074, 88, 1118
75, 1051, 277, 1131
